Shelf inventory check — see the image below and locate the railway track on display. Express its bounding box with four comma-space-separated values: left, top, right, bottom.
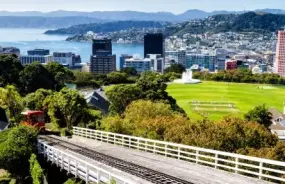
39, 136, 193, 184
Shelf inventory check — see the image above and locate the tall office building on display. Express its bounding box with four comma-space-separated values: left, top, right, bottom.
92, 39, 112, 56
90, 39, 116, 74
275, 30, 285, 76
144, 33, 164, 57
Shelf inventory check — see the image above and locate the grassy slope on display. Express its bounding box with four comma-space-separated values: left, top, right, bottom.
167, 81, 285, 120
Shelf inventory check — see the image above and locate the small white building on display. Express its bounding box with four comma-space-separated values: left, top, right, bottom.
124, 55, 151, 73
20, 55, 53, 66
53, 52, 73, 67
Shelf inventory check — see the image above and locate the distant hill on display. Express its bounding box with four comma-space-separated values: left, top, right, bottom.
0, 16, 102, 28
45, 21, 167, 35
164, 12, 285, 36
1, 9, 285, 23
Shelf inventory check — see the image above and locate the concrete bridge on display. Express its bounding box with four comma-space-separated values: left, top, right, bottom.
37, 127, 285, 184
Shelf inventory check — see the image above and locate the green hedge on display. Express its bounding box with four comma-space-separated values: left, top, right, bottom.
29, 154, 43, 184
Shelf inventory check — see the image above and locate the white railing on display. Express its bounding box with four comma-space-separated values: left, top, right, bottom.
37, 140, 134, 184
272, 130, 285, 140
73, 126, 285, 183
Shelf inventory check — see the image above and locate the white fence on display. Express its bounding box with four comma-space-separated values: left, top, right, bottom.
37, 140, 134, 184
73, 126, 285, 183
272, 130, 285, 140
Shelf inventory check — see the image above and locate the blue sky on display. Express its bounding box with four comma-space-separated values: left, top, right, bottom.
0, 0, 284, 13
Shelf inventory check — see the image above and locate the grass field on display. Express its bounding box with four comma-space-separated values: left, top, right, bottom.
167, 81, 285, 120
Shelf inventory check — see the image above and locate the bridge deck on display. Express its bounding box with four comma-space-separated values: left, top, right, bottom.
70, 135, 269, 184
40, 135, 151, 184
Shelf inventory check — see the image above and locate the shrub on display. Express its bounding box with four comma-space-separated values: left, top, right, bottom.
29, 154, 43, 184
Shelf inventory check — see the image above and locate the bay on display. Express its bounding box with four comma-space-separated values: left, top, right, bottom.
0, 28, 144, 67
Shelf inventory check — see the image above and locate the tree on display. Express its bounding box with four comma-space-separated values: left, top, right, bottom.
121, 67, 137, 76
45, 62, 75, 89
24, 89, 53, 110
19, 62, 56, 94
164, 64, 186, 74
244, 104, 273, 129
43, 88, 88, 129
137, 71, 184, 113
106, 84, 142, 114
161, 72, 181, 82
0, 126, 38, 181
107, 72, 128, 84
0, 85, 23, 125
101, 100, 188, 140
0, 54, 23, 87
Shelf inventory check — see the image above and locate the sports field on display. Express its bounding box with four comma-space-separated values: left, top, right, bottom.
167, 81, 285, 120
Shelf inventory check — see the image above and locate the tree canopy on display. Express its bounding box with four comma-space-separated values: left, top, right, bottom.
0, 55, 23, 88
0, 85, 23, 125
19, 62, 56, 94
164, 64, 185, 74
45, 62, 75, 89
0, 126, 38, 181
24, 88, 53, 110
244, 104, 273, 129
106, 84, 142, 114
193, 69, 285, 85
101, 100, 278, 153
43, 88, 88, 129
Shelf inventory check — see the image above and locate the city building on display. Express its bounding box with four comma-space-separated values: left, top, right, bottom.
27, 49, 50, 56
119, 54, 132, 71
144, 33, 164, 57
275, 30, 285, 76
215, 49, 228, 70
185, 54, 216, 71
20, 55, 53, 65
0, 46, 20, 57
90, 55, 116, 74
90, 39, 116, 74
225, 60, 238, 70
165, 50, 186, 66
124, 55, 151, 73
72, 54, 82, 69
53, 52, 73, 67
146, 54, 164, 73
92, 39, 112, 56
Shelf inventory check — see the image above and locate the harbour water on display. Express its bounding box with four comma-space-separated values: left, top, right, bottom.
0, 28, 144, 64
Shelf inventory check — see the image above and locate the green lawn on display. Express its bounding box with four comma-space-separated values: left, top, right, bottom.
167, 81, 285, 120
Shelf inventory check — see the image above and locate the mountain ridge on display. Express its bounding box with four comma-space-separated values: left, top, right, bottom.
1, 9, 285, 21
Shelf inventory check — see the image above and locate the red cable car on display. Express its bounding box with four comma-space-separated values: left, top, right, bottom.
21, 110, 45, 131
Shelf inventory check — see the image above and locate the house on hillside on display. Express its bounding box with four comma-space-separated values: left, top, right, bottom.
79, 88, 110, 114
269, 108, 285, 140
0, 108, 9, 131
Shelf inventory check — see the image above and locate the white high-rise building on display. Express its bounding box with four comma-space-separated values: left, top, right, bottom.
275, 30, 285, 76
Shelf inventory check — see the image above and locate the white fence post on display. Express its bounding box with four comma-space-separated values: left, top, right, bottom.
86, 164, 89, 183
235, 157, 239, 174
75, 160, 78, 178
259, 162, 263, 179
214, 154, 218, 169
195, 150, 199, 163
